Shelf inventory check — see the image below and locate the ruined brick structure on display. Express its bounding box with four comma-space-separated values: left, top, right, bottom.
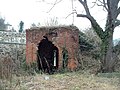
26, 25, 79, 71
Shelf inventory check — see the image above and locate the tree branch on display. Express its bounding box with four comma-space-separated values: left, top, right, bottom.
103, 0, 108, 11
78, 0, 91, 16
77, 14, 104, 40
78, 0, 84, 4
77, 14, 89, 18
115, 7, 120, 19
91, 0, 97, 8
96, 0, 108, 11
77, 0, 104, 41
47, 0, 63, 13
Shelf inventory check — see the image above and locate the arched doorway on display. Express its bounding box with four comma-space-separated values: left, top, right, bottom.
37, 36, 59, 74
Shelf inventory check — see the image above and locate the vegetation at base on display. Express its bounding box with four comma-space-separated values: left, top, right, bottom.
0, 71, 120, 90
79, 29, 102, 60
0, 25, 120, 89
20, 59, 40, 75
79, 31, 94, 51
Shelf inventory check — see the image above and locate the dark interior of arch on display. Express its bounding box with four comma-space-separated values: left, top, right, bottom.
37, 36, 58, 74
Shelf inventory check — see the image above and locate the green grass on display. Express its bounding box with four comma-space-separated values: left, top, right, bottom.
98, 72, 120, 78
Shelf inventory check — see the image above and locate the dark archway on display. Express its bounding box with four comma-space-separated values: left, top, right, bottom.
37, 36, 59, 74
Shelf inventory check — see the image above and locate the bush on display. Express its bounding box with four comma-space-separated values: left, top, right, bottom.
79, 31, 94, 51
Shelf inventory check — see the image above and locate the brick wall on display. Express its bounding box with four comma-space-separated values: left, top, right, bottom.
26, 26, 79, 71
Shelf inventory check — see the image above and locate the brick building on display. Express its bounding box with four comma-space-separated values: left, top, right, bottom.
26, 25, 79, 71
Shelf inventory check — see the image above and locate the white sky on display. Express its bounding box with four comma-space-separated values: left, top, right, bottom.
0, 0, 119, 39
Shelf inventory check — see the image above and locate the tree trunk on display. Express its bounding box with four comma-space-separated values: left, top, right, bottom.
77, 0, 120, 73
100, 0, 116, 72
101, 36, 113, 72
101, 26, 115, 73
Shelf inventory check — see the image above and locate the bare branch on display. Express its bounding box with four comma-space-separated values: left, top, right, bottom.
65, 9, 77, 19
77, 0, 105, 40
78, 0, 91, 16
103, 0, 108, 10
38, 0, 63, 5
117, 7, 120, 14
47, 0, 63, 13
53, 0, 63, 4
47, 0, 57, 13
115, 7, 120, 19
91, 0, 107, 11
77, 14, 89, 18
77, 14, 104, 40
91, 0, 98, 8
78, 0, 84, 4
97, 0, 108, 11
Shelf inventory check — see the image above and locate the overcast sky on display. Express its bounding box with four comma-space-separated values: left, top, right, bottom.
0, 0, 119, 39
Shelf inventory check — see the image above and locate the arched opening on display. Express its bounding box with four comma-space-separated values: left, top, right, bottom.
37, 36, 59, 74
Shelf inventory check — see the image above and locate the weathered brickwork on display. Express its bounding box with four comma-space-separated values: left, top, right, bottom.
26, 26, 79, 71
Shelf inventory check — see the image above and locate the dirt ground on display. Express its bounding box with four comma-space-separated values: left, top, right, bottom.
1, 71, 120, 90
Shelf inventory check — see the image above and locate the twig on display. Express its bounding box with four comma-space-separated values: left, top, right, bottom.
65, 10, 77, 19
47, 0, 63, 13
97, 0, 108, 11
91, 0, 98, 8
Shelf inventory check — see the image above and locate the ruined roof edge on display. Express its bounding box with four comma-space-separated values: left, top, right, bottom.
27, 25, 79, 31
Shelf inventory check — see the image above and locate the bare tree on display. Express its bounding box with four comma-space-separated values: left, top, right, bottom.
77, 0, 120, 72
41, 0, 120, 72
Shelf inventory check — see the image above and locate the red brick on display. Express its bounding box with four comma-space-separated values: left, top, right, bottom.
26, 26, 79, 70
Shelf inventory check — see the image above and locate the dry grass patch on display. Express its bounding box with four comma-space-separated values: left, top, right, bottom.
0, 71, 120, 90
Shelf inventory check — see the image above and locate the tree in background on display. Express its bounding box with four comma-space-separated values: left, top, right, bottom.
19, 21, 24, 33
0, 17, 7, 30
77, 0, 120, 72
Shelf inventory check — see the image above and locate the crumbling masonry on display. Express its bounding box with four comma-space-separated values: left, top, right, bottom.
26, 26, 79, 71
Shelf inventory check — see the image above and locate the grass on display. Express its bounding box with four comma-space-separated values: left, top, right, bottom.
98, 72, 120, 78
0, 71, 120, 90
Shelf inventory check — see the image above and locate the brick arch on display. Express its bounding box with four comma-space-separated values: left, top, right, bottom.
37, 36, 59, 74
